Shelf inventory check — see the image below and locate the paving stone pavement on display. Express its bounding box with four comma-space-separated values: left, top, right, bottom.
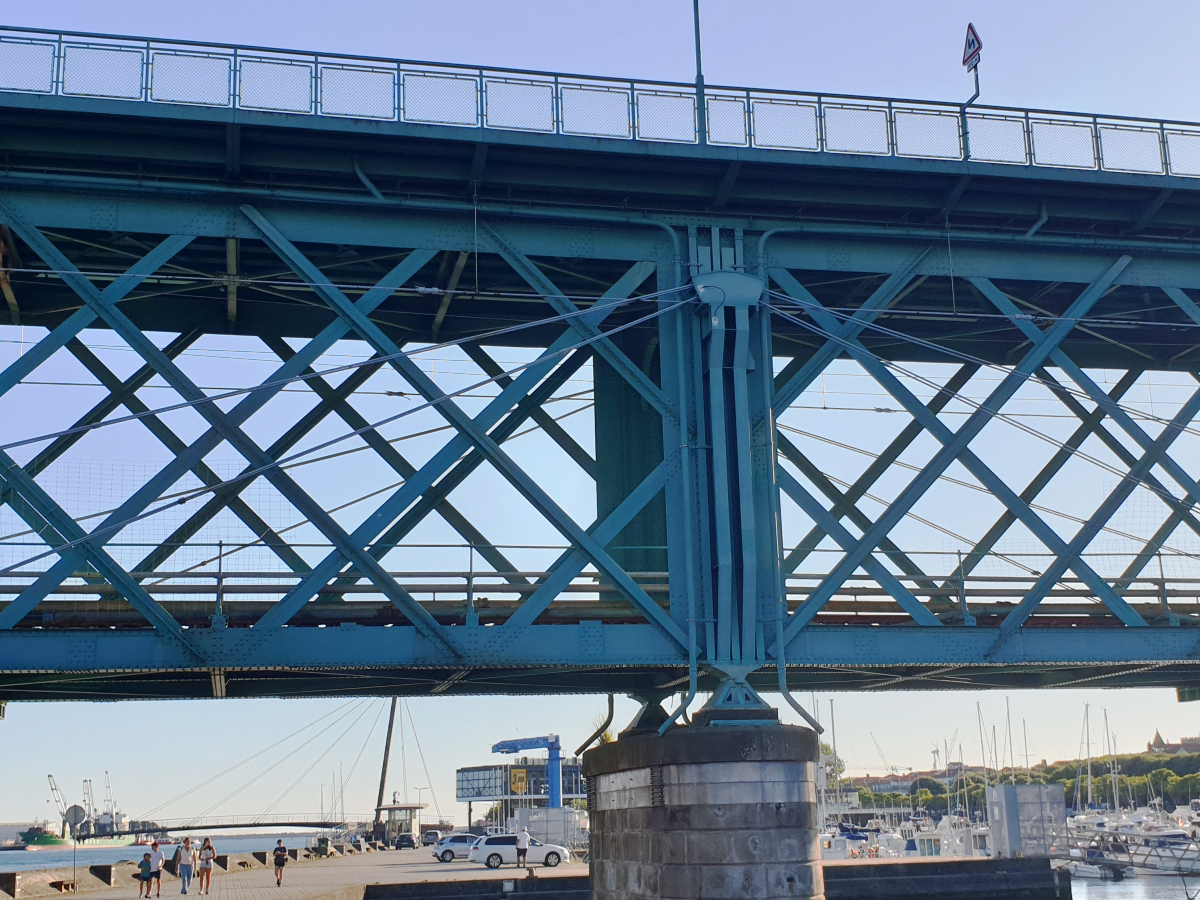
76, 851, 586, 900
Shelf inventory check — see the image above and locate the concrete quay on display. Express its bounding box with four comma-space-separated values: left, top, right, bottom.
2, 851, 1073, 900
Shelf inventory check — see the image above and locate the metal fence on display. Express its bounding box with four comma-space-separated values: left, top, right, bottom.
2, 25, 1199, 177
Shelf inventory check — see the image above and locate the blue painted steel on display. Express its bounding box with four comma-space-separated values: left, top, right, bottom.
5, 79, 1200, 700
492, 736, 562, 808
3, 24, 1200, 187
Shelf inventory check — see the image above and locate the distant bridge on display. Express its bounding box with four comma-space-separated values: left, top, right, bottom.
103, 813, 376, 837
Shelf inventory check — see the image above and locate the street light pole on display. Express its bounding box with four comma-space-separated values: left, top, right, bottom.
415, 786, 428, 831
693, 0, 707, 145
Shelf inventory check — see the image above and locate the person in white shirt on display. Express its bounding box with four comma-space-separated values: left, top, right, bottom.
148, 842, 166, 899
176, 837, 197, 895
197, 839, 216, 896
515, 828, 530, 867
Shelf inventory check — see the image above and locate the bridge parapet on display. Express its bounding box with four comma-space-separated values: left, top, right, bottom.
0, 24, 1196, 178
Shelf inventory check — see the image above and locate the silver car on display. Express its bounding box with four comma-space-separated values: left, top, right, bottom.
432, 833, 477, 862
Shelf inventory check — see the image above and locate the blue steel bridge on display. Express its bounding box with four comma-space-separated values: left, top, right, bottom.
1, 25, 1200, 705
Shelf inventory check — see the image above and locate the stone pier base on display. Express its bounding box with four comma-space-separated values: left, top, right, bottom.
583, 725, 822, 900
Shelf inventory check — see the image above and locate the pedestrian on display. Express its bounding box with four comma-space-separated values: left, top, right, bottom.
197, 838, 215, 896
273, 840, 288, 887
515, 828, 530, 867
148, 841, 166, 898
138, 852, 153, 899
176, 837, 197, 895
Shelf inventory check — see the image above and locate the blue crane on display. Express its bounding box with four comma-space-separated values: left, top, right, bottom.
492, 735, 562, 809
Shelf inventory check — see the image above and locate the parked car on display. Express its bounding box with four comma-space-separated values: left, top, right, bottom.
422, 830, 443, 847
467, 834, 569, 868
394, 834, 416, 850
432, 832, 478, 862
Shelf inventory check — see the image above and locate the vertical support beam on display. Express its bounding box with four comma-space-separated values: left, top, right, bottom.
693, 268, 780, 667
225, 237, 238, 328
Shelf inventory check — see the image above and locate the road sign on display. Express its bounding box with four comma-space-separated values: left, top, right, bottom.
963, 23, 982, 70
64, 804, 86, 826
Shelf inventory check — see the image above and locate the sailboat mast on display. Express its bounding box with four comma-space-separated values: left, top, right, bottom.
976, 702, 989, 787
830, 699, 841, 821
1085, 704, 1093, 808
374, 697, 399, 826
1006, 698, 1016, 785
1104, 710, 1118, 812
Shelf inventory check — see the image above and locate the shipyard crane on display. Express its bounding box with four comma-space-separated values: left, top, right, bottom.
83, 779, 96, 820
47, 775, 68, 836
492, 735, 562, 808
104, 771, 115, 820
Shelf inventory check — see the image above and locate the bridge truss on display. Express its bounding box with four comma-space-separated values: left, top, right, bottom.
2, 29, 1200, 702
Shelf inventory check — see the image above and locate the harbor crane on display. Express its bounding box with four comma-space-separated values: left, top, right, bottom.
492, 735, 562, 809
47, 775, 68, 836
870, 733, 912, 777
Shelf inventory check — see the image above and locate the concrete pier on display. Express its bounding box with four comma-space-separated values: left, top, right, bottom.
583, 725, 822, 900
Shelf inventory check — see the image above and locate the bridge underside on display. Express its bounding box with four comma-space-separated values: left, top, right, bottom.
3, 92, 1200, 703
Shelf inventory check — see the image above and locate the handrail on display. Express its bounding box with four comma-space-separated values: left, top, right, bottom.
0, 25, 1196, 179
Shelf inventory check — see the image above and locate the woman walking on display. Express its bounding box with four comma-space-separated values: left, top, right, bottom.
197, 838, 216, 896
176, 838, 197, 895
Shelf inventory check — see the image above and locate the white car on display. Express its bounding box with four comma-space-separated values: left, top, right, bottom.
432, 832, 477, 862
467, 834, 569, 868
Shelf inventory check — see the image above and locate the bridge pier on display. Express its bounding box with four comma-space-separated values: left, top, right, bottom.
583, 717, 822, 900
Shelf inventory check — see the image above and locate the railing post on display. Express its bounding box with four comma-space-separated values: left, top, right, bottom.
1024, 110, 1033, 165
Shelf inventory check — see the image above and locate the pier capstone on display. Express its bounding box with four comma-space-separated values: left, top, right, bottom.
583, 724, 822, 900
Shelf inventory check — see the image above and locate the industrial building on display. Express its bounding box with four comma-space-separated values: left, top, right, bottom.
455, 756, 585, 825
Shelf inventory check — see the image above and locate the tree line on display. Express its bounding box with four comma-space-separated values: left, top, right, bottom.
849, 752, 1200, 813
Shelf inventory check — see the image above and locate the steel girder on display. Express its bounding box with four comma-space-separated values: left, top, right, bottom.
2, 180, 1200, 701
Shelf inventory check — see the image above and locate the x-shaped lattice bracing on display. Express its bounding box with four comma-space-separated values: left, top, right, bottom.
493, 456, 674, 639
0, 331, 201, 602
1027, 368, 1200, 594
20, 232, 455, 654
241, 210, 688, 651
260, 337, 529, 587
63, 339, 312, 578
767, 248, 932, 421
970, 277, 1200, 637
0, 199, 443, 642
0, 229, 199, 637
481, 224, 680, 429
325, 345, 590, 599
771, 255, 1146, 647
778, 365, 986, 627
774, 464, 941, 625
0, 454, 203, 660
947, 368, 1143, 589
130, 355, 381, 579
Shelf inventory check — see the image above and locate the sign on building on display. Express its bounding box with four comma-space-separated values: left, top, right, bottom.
510, 768, 528, 795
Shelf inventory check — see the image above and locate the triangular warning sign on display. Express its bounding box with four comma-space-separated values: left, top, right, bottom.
963, 23, 982, 68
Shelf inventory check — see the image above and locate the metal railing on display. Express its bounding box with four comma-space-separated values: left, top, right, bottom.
1, 25, 1198, 177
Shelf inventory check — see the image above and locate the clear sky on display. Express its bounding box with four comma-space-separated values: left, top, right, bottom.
2, 0, 1200, 828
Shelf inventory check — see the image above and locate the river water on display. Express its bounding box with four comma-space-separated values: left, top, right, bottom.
0, 832, 319, 873
1066, 876, 1200, 900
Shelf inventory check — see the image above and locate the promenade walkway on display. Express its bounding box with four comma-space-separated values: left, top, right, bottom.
8, 850, 586, 900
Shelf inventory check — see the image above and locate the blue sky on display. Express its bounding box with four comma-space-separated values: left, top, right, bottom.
2, 0, 1200, 827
